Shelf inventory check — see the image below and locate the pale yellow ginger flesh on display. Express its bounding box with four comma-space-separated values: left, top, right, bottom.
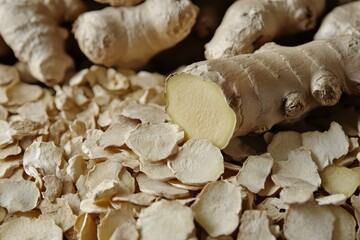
165, 74, 236, 149
166, 35, 360, 148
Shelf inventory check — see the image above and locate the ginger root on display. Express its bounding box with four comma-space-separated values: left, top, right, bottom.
315, 1, 360, 40
0, 0, 85, 85
165, 35, 360, 148
73, 0, 199, 69
205, 0, 325, 59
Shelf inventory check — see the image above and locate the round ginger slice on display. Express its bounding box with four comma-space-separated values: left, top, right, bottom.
168, 139, 224, 185
137, 199, 195, 240
165, 73, 236, 149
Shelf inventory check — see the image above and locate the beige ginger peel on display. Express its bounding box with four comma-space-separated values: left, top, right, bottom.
165, 35, 360, 149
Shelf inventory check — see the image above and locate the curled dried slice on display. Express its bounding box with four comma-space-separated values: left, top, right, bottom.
6, 82, 43, 106
279, 188, 314, 204
74, 214, 97, 240
316, 194, 347, 205
284, 202, 335, 240
122, 103, 168, 124
42, 175, 63, 202
0, 179, 39, 213
0, 217, 62, 240
0, 64, 19, 86
23, 141, 62, 177
329, 205, 356, 240
137, 200, 194, 240
237, 153, 273, 193
191, 180, 242, 237
98, 208, 136, 240
267, 131, 302, 162
0, 156, 22, 178
256, 197, 289, 222
237, 210, 276, 240
271, 149, 321, 191
320, 165, 360, 198
0, 120, 13, 147
168, 139, 224, 185
140, 160, 175, 181
302, 122, 349, 170
0, 141, 21, 159
112, 192, 156, 206
99, 115, 138, 148
136, 173, 190, 199
125, 123, 183, 162
39, 198, 76, 232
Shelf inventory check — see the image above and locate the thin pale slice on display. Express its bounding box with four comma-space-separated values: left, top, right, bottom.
88, 179, 132, 200
256, 197, 289, 222
80, 199, 109, 214
283, 202, 336, 240
0, 120, 13, 147
168, 179, 205, 191
42, 175, 63, 202
328, 205, 356, 240
191, 180, 242, 237
137, 199, 194, 240
165, 74, 236, 149
0, 142, 21, 159
320, 165, 360, 197
237, 153, 273, 193
168, 139, 224, 185
237, 210, 276, 240
316, 194, 347, 205
39, 198, 76, 232
0, 207, 6, 223
17, 101, 48, 124
66, 155, 87, 183
98, 208, 135, 240
258, 177, 280, 197
0, 156, 22, 178
0, 217, 62, 240
23, 141, 62, 177
267, 131, 302, 162
125, 122, 184, 162
6, 82, 43, 106
0, 64, 19, 86
302, 122, 349, 170
271, 149, 321, 191
140, 159, 175, 181
0, 179, 40, 213
110, 222, 139, 240
122, 103, 168, 124
99, 115, 138, 148
279, 187, 314, 204
112, 192, 156, 206
74, 214, 97, 240
136, 173, 190, 199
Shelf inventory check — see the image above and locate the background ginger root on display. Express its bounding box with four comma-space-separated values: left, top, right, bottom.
165, 35, 360, 149
205, 0, 325, 59
73, 0, 199, 69
0, 0, 85, 85
315, 1, 360, 40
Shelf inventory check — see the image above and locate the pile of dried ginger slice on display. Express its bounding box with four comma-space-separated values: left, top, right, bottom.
1, 64, 360, 240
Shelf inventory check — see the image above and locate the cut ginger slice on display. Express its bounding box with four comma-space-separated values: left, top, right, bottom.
165, 73, 236, 149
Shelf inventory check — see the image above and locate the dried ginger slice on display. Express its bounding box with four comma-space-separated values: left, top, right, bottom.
17, 101, 48, 124
0, 217, 62, 240
191, 180, 242, 237
122, 103, 168, 124
0, 156, 22, 178
39, 198, 77, 232
6, 82, 43, 106
137, 199, 194, 240
74, 213, 97, 240
279, 187, 314, 204
271, 149, 321, 191
0, 64, 19, 86
328, 205, 356, 240
110, 222, 139, 240
267, 131, 302, 162
283, 202, 335, 240
23, 141, 62, 177
112, 192, 156, 206
42, 175, 63, 202
99, 115, 138, 148
237, 210, 276, 240
316, 194, 347, 205
320, 165, 360, 198
168, 139, 224, 185
98, 207, 136, 240
237, 153, 273, 193
0, 120, 13, 147
0, 141, 21, 159
0, 179, 40, 213
140, 159, 175, 180
302, 122, 349, 170
256, 197, 289, 222
125, 122, 183, 162
136, 173, 190, 199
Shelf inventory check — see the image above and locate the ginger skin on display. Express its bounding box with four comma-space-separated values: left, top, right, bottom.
73, 0, 199, 69
166, 35, 360, 149
315, 1, 360, 40
205, 0, 325, 59
0, 0, 85, 85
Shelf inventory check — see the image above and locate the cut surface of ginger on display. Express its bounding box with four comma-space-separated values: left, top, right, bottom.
165, 74, 236, 149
